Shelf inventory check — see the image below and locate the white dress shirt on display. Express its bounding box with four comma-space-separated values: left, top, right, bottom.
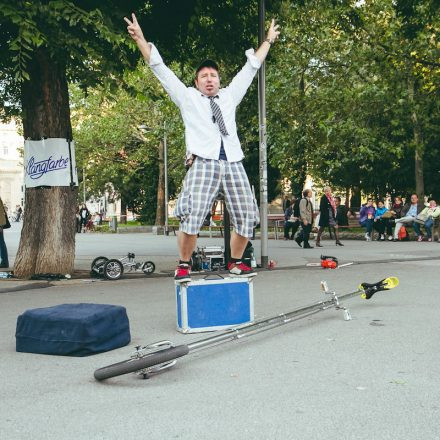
148, 43, 261, 162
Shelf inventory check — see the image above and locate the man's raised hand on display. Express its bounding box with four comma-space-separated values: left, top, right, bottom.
255, 18, 280, 63
267, 19, 280, 43
124, 13, 151, 61
124, 13, 145, 44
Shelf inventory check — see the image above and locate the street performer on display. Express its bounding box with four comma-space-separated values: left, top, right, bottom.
125, 13, 280, 282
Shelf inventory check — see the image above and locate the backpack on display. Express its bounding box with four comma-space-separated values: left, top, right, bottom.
398, 226, 408, 241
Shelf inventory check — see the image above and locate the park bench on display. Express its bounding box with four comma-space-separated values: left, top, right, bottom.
169, 213, 440, 242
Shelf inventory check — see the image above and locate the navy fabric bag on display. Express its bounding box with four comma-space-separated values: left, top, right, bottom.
16, 303, 131, 357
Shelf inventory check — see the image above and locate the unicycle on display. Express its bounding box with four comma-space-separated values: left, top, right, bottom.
94, 277, 399, 381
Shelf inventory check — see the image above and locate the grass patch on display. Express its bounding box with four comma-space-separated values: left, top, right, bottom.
117, 220, 145, 227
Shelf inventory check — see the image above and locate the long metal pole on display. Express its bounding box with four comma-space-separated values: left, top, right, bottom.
186, 288, 361, 352
163, 122, 169, 236
258, 0, 268, 268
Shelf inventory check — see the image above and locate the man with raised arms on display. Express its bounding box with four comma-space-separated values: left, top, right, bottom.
125, 13, 280, 282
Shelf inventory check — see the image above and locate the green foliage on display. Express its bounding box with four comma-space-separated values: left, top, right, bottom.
1, 0, 438, 202
266, 0, 439, 199
71, 62, 186, 223
94, 224, 110, 233
0, 0, 145, 117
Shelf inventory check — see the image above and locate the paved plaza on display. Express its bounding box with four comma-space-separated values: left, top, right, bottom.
1, 223, 439, 439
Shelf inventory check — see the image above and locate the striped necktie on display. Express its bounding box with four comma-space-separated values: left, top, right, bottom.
208, 96, 229, 136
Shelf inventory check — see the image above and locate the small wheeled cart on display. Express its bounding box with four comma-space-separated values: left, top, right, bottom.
90, 253, 155, 280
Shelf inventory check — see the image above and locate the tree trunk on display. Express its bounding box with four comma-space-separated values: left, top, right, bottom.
120, 198, 127, 224
14, 48, 77, 278
345, 187, 350, 208
155, 139, 165, 225
407, 75, 424, 200
350, 186, 361, 209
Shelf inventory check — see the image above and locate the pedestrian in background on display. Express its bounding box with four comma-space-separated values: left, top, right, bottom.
284, 197, 300, 240
15, 205, 22, 222
79, 204, 90, 233
316, 186, 343, 247
0, 196, 10, 268
296, 189, 314, 249
282, 194, 291, 212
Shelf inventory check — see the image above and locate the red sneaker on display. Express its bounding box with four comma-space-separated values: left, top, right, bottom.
228, 261, 257, 278
174, 264, 191, 283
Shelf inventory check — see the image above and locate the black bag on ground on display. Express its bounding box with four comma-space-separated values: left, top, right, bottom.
16, 303, 131, 356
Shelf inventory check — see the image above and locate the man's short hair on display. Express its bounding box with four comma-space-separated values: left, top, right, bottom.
195, 59, 219, 78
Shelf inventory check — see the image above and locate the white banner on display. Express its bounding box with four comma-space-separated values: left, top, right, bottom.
24, 138, 78, 188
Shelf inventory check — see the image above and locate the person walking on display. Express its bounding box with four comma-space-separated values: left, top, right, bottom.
282, 195, 291, 213
296, 189, 314, 249
15, 205, 22, 222
78, 204, 90, 233
125, 13, 280, 282
0, 196, 10, 268
315, 186, 343, 247
284, 197, 300, 240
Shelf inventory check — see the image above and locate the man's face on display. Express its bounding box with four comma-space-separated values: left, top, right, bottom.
411, 194, 418, 204
195, 67, 220, 96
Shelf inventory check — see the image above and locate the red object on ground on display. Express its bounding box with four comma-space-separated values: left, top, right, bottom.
320, 255, 338, 269
398, 226, 407, 241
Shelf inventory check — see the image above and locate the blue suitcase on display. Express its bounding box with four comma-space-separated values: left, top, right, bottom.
176, 277, 254, 333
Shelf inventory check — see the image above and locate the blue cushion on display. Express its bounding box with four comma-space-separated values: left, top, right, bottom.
16, 303, 131, 356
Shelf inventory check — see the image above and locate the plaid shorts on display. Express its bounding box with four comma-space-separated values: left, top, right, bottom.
174, 157, 259, 237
